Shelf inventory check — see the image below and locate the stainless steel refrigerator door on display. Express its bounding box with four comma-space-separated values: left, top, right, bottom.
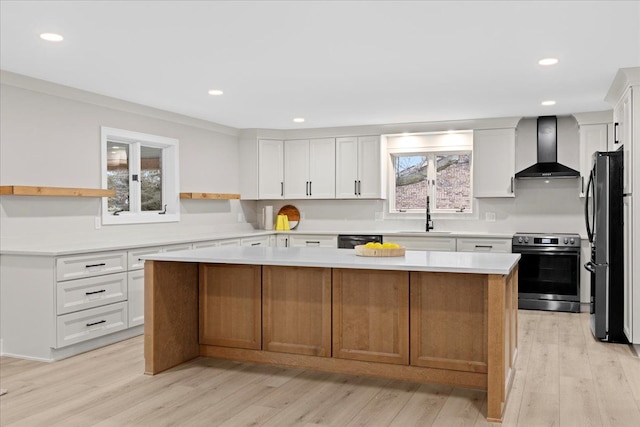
590, 262, 609, 340
593, 154, 610, 265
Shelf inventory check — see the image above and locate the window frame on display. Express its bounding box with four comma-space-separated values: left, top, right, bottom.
101, 127, 180, 225
385, 131, 474, 216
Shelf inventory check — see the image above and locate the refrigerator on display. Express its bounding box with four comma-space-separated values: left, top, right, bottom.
584, 149, 626, 342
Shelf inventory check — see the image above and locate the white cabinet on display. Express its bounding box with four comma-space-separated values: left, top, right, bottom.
623, 195, 633, 341
473, 128, 516, 198
56, 272, 128, 315
383, 235, 456, 252
288, 234, 337, 248
56, 251, 127, 281
456, 238, 512, 253
284, 138, 336, 199
336, 136, 384, 199
127, 269, 145, 327
259, 139, 285, 199
56, 301, 128, 348
606, 67, 640, 345
276, 235, 290, 247
578, 124, 609, 197
614, 88, 633, 194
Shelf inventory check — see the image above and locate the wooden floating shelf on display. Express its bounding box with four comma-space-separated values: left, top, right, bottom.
0, 185, 115, 198
180, 192, 240, 200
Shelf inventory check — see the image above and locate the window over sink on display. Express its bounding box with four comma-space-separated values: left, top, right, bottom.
386, 131, 473, 214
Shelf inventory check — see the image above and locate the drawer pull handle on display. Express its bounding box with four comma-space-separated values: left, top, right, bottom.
85, 289, 106, 296
251, 243, 261, 246
86, 320, 106, 327
475, 245, 493, 249
85, 263, 106, 268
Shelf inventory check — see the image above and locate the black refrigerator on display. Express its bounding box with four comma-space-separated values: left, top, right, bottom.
584, 149, 626, 343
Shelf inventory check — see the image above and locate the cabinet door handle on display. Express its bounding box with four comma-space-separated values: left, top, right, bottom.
475, 245, 493, 249
86, 320, 106, 327
614, 122, 619, 144
306, 181, 309, 196
251, 242, 261, 246
510, 177, 514, 194
354, 180, 358, 196
309, 181, 312, 196
357, 180, 361, 195
85, 289, 106, 296
280, 182, 283, 197
85, 263, 106, 269
581, 176, 584, 194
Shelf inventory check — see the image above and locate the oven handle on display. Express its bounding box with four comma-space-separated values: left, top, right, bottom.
584, 261, 596, 273
513, 249, 580, 255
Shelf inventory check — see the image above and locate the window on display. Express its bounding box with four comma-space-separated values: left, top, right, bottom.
101, 127, 179, 225
387, 131, 473, 214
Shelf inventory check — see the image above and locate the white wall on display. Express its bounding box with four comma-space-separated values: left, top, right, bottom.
0, 75, 251, 243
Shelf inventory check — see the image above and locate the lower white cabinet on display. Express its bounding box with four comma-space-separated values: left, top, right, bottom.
456, 238, 512, 253
56, 301, 128, 348
193, 240, 220, 249
128, 269, 145, 327
218, 238, 241, 246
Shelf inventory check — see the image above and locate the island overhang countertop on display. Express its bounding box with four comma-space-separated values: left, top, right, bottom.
142, 246, 520, 275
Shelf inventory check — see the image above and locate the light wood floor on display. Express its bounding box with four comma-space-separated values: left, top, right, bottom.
1, 310, 639, 426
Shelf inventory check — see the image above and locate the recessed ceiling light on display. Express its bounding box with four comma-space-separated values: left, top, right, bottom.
538, 57, 559, 66
207, 89, 223, 96
541, 100, 556, 106
40, 33, 64, 42
293, 118, 305, 123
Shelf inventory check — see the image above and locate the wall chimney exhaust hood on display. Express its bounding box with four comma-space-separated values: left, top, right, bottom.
515, 116, 580, 179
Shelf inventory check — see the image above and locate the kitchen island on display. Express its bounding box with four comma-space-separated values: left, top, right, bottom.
143, 246, 519, 422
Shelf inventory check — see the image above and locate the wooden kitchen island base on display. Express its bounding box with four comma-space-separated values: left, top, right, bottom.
144, 248, 519, 422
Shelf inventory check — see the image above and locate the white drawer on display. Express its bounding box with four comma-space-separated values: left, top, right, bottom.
456, 238, 512, 253
57, 272, 127, 315
193, 240, 219, 249
289, 235, 337, 248
387, 236, 457, 252
241, 236, 271, 247
218, 238, 241, 247
128, 246, 163, 270
163, 243, 193, 252
57, 251, 127, 281
56, 302, 128, 348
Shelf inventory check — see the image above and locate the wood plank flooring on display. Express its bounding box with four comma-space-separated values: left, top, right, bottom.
1, 310, 639, 426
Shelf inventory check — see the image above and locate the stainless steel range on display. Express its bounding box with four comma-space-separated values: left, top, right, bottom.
512, 232, 581, 313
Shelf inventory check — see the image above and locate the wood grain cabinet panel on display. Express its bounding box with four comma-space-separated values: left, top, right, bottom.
199, 264, 262, 350
333, 269, 409, 365
263, 266, 332, 356
410, 272, 488, 373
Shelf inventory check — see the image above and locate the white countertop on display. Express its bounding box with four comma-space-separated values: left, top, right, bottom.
143, 246, 520, 275
0, 229, 517, 256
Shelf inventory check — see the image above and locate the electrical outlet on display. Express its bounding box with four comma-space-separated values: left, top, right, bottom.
485, 212, 496, 222
94, 217, 101, 229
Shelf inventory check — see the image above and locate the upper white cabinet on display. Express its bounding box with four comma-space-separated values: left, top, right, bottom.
473, 128, 516, 198
258, 139, 285, 199
578, 124, 609, 197
336, 136, 384, 199
284, 138, 335, 199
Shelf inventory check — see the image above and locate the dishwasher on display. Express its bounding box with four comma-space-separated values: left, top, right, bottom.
337, 234, 383, 249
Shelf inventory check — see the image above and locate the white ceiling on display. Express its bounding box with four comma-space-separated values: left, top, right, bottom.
1, 1, 639, 130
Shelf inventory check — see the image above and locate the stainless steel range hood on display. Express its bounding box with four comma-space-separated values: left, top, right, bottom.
515, 116, 580, 179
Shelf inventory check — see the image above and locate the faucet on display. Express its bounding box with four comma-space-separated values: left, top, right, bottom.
425, 195, 434, 232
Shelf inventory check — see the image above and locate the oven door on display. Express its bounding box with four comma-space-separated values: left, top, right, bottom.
516, 249, 580, 302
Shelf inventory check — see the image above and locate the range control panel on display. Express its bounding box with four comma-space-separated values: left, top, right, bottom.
512, 233, 581, 248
